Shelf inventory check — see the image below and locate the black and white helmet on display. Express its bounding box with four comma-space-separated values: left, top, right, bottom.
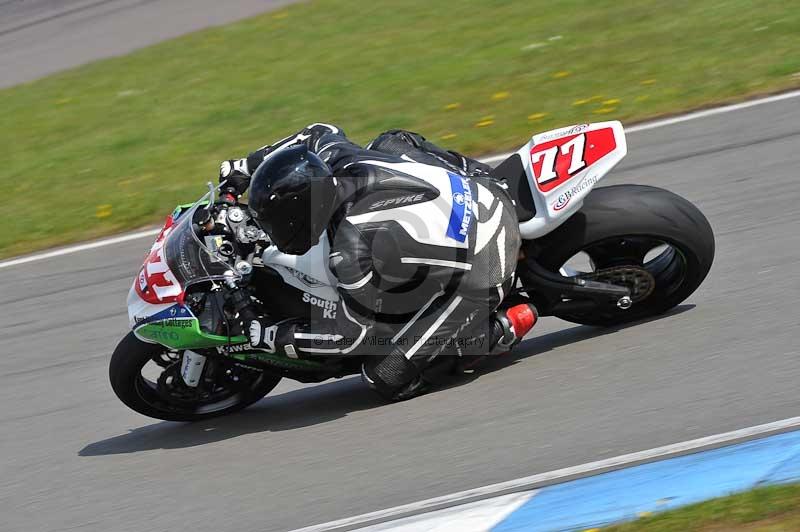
248, 145, 337, 255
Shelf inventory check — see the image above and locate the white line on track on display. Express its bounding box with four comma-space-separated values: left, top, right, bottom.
0, 228, 160, 269
290, 415, 800, 532
3, 88, 799, 271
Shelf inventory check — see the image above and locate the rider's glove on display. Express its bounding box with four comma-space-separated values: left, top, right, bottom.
248, 318, 305, 358
219, 159, 251, 197
249, 320, 276, 352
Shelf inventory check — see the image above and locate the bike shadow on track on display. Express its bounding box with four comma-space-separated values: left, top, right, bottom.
79, 304, 694, 457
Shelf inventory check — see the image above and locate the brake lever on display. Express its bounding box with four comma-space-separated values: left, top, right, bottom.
214, 179, 239, 206
218, 191, 238, 206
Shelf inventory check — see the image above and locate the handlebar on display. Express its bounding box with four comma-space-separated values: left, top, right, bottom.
222, 272, 258, 323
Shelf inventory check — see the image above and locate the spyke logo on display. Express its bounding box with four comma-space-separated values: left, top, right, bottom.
369, 193, 427, 210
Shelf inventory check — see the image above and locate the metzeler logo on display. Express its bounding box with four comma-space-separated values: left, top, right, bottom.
458, 177, 473, 239
446, 173, 473, 243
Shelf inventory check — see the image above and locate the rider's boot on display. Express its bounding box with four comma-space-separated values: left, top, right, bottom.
491, 303, 538, 354
361, 354, 429, 402
457, 303, 538, 373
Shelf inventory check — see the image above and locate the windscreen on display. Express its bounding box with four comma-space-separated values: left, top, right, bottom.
161, 202, 239, 288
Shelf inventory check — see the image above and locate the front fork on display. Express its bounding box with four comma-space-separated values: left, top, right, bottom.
178, 274, 257, 388
180, 350, 207, 387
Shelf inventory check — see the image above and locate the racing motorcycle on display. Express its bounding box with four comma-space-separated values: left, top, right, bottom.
110, 121, 715, 421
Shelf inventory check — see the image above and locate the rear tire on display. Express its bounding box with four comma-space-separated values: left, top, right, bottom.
528, 185, 715, 326
109, 332, 281, 422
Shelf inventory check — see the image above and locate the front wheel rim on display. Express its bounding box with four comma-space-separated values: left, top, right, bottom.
132, 355, 265, 416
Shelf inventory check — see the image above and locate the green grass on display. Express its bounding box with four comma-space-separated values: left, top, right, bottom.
3, 0, 799, 257
604, 483, 800, 531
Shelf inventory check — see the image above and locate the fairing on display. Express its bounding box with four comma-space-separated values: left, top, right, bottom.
127, 195, 245, 349
517, 121, 627, 239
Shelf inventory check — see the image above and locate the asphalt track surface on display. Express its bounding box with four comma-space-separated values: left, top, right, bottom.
2, 94, 799, 531
0, 0, 297, 88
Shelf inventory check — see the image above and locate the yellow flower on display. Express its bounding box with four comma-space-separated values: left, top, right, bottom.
441, 133, 457, 140
635, 95, 650, 102
552, 71, 571, 79
602, 98, 621, 105
640, 79, 657, 85
593, 107, 616, 114
572, 99, 590, 106
475, 119, 494, 128
96, 204, 113, 219
528, 112, 548, 121
491, 91, 510, 101
444, 102, 462, 110
272, 11, 288, 19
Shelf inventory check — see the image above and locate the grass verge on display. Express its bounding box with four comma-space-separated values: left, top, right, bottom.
603, 483, 800, 531
3, 0, 799, 257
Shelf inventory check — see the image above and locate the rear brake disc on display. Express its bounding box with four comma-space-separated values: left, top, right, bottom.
580, 266, 656, 303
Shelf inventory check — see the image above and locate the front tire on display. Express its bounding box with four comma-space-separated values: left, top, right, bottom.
109, 332, 281, 421
528, 185, 715, 326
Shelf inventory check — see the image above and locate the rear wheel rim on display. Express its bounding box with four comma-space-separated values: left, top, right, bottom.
558, 235, 690, 313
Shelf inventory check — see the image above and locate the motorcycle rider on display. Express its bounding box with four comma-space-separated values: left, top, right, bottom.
220, 123, 538, 400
